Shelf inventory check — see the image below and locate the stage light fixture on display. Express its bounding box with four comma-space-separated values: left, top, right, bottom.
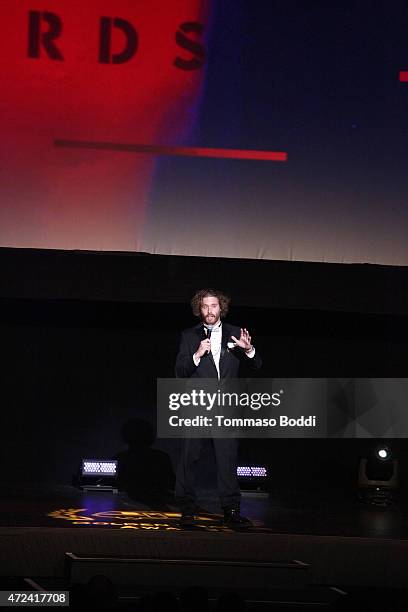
358, 445, 398, 506
79, 459, 119, 493
237, 466, 268, 477
237, 465, 269, 496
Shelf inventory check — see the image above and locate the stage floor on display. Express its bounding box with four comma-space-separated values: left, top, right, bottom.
1, 484, 408, 592
0, 482, 406, 538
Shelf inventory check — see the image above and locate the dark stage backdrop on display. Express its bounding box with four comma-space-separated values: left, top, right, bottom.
1, 1, 408, 264
1, 249, 407, 487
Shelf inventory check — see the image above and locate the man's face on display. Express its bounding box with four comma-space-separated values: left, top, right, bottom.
200, 296, 221, 325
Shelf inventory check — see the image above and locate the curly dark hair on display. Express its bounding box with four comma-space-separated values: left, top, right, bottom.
191, 288, 231, 319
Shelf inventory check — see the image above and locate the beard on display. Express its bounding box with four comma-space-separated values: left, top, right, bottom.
203, 313, 219, 324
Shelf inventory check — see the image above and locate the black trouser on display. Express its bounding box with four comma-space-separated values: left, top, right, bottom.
175, 437, 241, 512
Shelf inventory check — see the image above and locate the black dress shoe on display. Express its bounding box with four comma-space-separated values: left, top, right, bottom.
223, 509, 253, 526
179, 512, 195, 526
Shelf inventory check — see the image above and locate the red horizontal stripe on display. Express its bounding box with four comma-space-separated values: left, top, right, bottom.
55, 139, 287, 162
399, 71, 408, 82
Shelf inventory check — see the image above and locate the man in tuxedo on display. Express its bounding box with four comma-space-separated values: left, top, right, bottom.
175, 288, 262, 525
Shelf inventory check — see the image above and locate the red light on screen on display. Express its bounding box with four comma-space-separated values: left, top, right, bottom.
55, 140, 288, 162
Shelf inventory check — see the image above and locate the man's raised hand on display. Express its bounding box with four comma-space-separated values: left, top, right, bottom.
231, 328, 253, 352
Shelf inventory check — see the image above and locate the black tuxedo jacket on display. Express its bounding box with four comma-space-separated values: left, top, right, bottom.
175, 322, 262, 379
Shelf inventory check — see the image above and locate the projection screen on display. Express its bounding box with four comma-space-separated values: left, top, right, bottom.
1, 0, 407, 265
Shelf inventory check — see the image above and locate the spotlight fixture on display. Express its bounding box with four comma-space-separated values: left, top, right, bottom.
79, 459, 119, 493
358, 445, 398, 506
